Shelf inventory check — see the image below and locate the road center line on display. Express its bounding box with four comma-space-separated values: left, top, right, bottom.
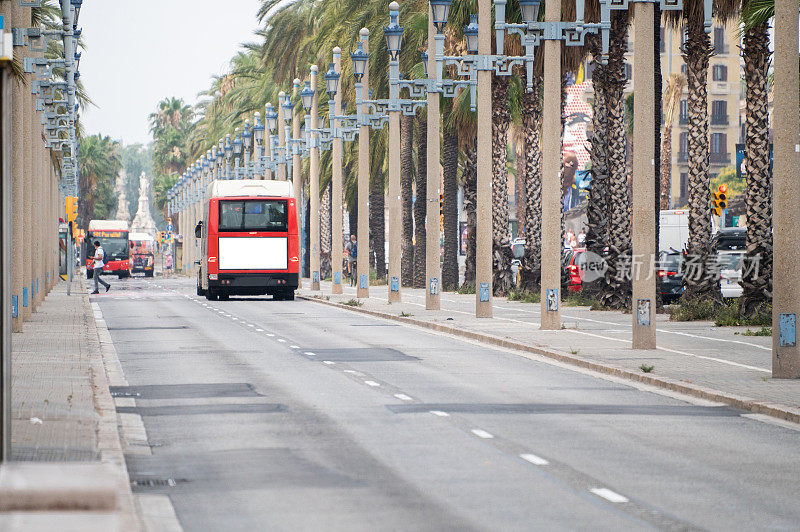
590, 488, 629, 503
471, 429, 494, 439
277, 339, 286, 343
364, 380, 380, 387
304, 352, 317, 356
394, 393, 413, 401
322, 360, 335, 365
520, 453, 549, 466
429, 410, 449, 417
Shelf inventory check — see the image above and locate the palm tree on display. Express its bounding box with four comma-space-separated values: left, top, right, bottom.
739, 0, 773, 316
661, 73, 687, 210
442, 121, 460, 290
401, 114, 415, 287
665, 0, 738, 301
78, 135, 122, 226
462, 139, 478, 288
520, 82, 543, 291
584, 36, 610, 299
491, 75, 515, 295
413, 113, 427, 288
597, 12, 632, 310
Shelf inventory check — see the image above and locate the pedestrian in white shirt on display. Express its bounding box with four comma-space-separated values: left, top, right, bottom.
91, 240, 111, 294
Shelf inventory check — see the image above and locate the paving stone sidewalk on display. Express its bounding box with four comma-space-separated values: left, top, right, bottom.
3, 279, 138, 530
301, 282, 800, 423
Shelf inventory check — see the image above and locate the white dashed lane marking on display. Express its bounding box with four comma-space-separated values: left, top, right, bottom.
323, 360, 335, 365
471, 429, 494, 439
290, 345, 299, 349
520, 453, 549, 466
590, 488, 629, 503
394, 394, 413, 401
429, 411, 449, 417
304, 352, 317, 357
364, 380, 380, 387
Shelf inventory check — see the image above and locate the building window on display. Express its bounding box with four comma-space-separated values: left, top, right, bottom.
711, 133, 727, 153
679, 100, 688, 124
624, 63, 632, 81
680, 172, 688, 199
678, 132, 689, 163
712, 64, 728, 81
711, 100, 728, 125
713, 27, 728, 54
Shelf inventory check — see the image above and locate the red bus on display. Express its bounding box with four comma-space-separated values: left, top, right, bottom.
86, 220, 130, 279
196, 180, 299, 301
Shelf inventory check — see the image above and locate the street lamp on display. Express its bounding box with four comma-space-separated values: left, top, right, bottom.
233, 127, 243, 178
429, 0, 451, 33
243, 119, 252, 178
351, 41, 368, 83
300, 81, 315, 113
384, 7, 404, 61
518, 0, 541, 24
463, 15, 479, 54
224, 134, 233, 179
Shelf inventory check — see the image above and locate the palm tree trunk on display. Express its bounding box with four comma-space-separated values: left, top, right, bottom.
413, 113, 427, 288
514, 137, 526, 238
369, 137, 386, 280
682, 15, 718, 301
585, 40, 609, 298
442, 126, 459, 291
462, 141, 477, 288
739, 21, 772, 315
654, 4, 663, 307
598, 12, 632, 310
320, 182, 332, 279
520, 82, 542, 291
660, 125, 673, 210
491, 75, 514, 295
401, 114, 414, 287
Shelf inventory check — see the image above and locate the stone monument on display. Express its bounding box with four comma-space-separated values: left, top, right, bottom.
114, 169, 131, 223
130, 171, 157, 238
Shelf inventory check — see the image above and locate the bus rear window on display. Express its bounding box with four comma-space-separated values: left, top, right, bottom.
219, 200, 288, 232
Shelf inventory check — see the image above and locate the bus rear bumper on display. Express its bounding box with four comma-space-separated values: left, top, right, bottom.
210, 272, 299, 295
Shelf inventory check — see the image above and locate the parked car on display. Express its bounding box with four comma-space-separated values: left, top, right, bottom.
563, 247, 586, 292
717, 250, 745, 298
658, 251, 684, 303
712, 227, 746, 251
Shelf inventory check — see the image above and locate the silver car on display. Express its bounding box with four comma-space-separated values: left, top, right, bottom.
717, 250, 745, 298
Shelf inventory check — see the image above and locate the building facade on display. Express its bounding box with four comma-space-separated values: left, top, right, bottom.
581, 20, 743, 207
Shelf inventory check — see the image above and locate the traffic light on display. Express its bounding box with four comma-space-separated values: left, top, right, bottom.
711, 185, 727, 216
65, 196, 78, 223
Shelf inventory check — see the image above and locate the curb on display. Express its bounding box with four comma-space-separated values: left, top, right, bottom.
86, 283, 142, 531
300, 295, 800, 425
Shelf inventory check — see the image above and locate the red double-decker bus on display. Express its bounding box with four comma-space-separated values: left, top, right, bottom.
196, 180, 299, 301
85, 220, 130, 279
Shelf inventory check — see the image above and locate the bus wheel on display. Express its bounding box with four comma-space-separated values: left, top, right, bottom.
219, 293, 230, 301
196, 284, 205, 296
205, 290, 217, 301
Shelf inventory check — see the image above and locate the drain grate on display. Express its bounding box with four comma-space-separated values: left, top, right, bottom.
11, 446, 100, 462
130, 477, 185, 489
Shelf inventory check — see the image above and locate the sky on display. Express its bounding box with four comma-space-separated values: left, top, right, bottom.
79, 1, 264, 146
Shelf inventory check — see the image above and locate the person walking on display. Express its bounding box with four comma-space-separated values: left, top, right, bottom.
346, 234, 357, 287
91, 240, 110, 294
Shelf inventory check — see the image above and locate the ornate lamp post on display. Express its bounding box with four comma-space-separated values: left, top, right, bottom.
242, 119, 253, 178
232, 128, 243, 179
301, 71, 322, 290
352, 29, 371, 298
224, 134, 233, 180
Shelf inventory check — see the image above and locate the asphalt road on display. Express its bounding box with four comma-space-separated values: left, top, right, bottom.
94, 277, 800, 531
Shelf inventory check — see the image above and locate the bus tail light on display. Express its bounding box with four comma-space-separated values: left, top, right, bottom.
209, 274, 218, 280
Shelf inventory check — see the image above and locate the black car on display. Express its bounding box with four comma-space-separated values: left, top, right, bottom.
712, 227, 746, 251
658, 251, 684, 303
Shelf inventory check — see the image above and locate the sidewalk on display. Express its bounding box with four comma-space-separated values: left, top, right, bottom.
1, 280, 138, 530
300, 282, 800, 424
